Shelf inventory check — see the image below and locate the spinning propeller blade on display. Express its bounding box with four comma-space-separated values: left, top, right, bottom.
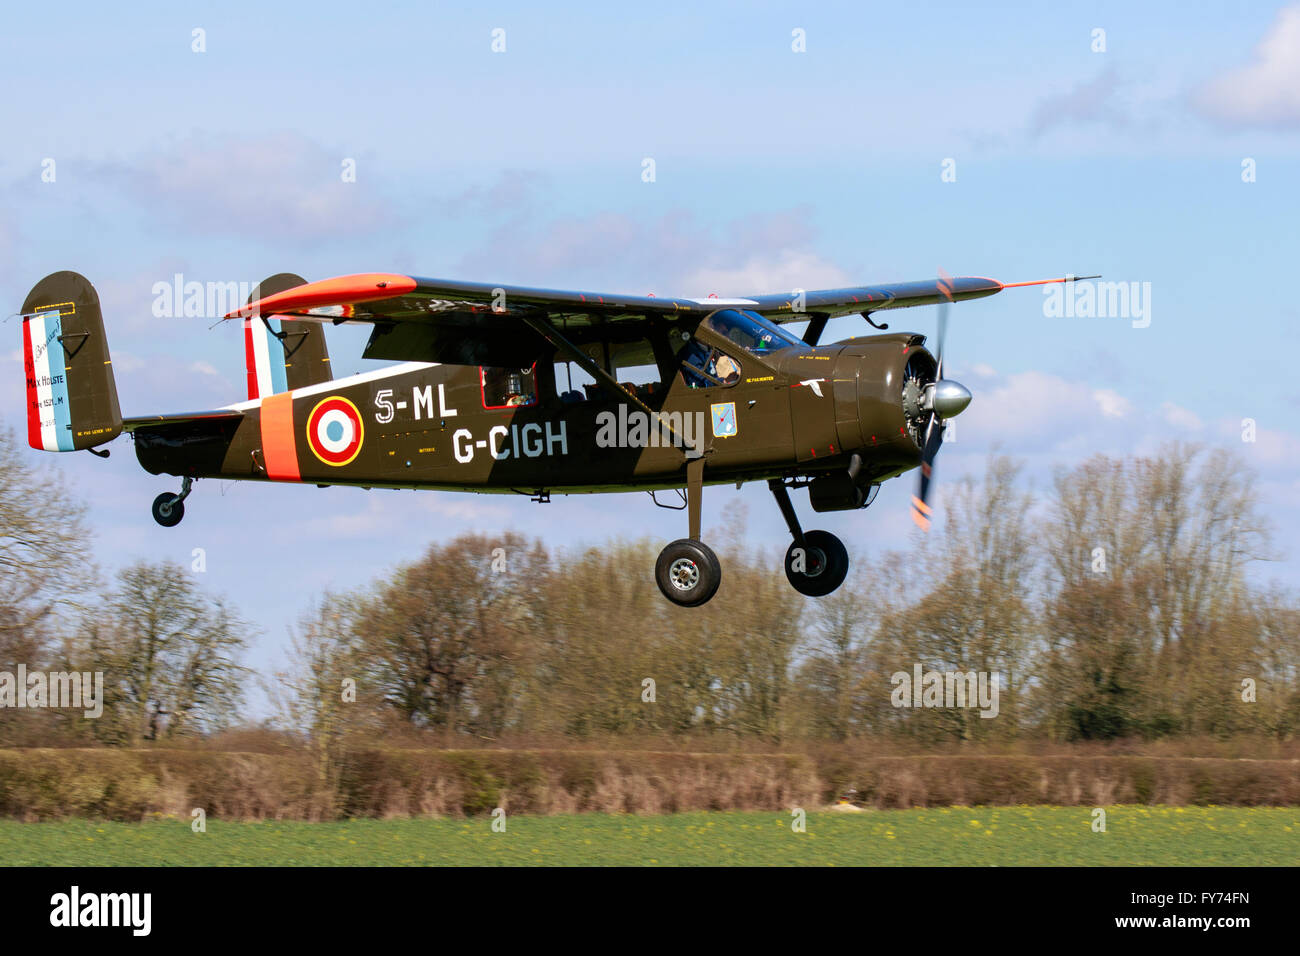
911, 270, 965, 532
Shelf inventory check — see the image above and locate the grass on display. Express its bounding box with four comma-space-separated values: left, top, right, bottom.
1, 805, 1297, 866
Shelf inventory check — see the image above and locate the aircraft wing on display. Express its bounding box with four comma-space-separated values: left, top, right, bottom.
224, 272, 1088, 324
224, 273, 746, 325
225, 273, 744, 366
224, 272, 1080, 364
749, 276, 1009, 321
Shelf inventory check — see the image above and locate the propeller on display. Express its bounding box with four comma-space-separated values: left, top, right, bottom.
910, 270, 972, 531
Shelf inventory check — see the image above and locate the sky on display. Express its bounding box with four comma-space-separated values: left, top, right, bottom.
2, 1, 1298, 699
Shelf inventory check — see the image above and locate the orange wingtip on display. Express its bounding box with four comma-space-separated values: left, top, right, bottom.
910, 507, 931, 531
911, 495, 932, 516
225, 273, 417, 319
1000, 274, 1101, 289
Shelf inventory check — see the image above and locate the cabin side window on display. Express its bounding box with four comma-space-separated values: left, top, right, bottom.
554, 358, 596, 404
480, 364, 538, 410
556, 339, 665, 403
610, 339, 663, 402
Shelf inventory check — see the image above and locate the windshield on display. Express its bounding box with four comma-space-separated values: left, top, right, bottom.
704, 309, 804, 355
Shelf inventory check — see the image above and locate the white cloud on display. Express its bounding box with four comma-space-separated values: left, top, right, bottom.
1194, 4, 1300, 127
95, 133, 399, 240
1212, 416, 1300, 468
963, 370, 1108, 444
1092, 388, 1132, 419
1160, 401, 1203, 431
438, 169, 549, 218
955, 371, 1300, 517
454, 208, 850, 296
1029, 68, 1129, 136
681, 249, 852, 297
298, 490, 511, 540
111, 351, 147, 374
112, 348, 237, 412
0, 218, 16, 281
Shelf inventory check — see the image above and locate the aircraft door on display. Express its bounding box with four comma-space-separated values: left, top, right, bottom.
785, 347, 843, 463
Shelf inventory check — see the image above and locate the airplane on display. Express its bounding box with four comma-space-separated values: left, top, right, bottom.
19, 268, 1092, 606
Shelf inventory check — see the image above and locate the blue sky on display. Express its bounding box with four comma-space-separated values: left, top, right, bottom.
3, 1, 1299, 696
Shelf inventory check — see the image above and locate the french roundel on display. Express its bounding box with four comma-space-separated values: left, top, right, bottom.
306, 396, 364, 466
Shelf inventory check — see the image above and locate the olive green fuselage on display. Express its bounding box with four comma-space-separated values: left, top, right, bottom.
133, 330, 929, 496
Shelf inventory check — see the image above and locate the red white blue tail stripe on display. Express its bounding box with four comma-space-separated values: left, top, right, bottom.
244, 316, 289, 400
22, 309, 74, 451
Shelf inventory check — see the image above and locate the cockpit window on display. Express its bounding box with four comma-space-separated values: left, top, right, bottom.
704, 309, 803, 355
681, 342, 740, 388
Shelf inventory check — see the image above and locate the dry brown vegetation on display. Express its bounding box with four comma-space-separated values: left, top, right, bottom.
2, 430, 1299, 818
0, 742, 1296, 821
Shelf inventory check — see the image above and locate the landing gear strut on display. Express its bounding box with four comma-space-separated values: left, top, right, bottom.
769, 479, 849, 597
151, 476, 193, 528
655, 456, 721, 607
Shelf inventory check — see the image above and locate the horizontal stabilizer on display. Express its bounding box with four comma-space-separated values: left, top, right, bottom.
123, 410, 245, 432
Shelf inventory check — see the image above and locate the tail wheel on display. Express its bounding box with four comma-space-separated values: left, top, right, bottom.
152, 493, 185, 528
655, 538, 722, 607
784, 530, 849, 597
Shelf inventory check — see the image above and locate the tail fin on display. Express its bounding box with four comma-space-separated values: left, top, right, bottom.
21, 271, 122, 452
244, 273, 331, 400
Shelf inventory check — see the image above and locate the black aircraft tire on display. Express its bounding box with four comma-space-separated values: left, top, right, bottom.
152, 493, 185, 528
784, 530, 849, 597
655, 538, 722, 607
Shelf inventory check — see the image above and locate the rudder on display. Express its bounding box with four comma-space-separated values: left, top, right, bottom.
21, 271, 122, 452
244, 273, 332, 399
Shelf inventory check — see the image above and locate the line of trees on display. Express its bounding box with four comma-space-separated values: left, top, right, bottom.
0, 430, 247, 745
2, 426, 1297, 749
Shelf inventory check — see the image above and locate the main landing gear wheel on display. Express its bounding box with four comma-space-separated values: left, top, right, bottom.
151, 476, 193, 528
655, 538, 722, 607
784, 529, 849, 597
151, 493, 184, 527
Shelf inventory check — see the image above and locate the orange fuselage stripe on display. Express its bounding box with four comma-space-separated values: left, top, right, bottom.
260, 392, 300, 481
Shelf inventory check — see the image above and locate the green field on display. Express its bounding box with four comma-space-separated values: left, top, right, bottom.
2, 806, 1297, 865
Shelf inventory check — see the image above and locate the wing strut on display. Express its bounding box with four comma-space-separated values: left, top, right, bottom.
801, 314, 829, 346
515, 314, 702, 459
